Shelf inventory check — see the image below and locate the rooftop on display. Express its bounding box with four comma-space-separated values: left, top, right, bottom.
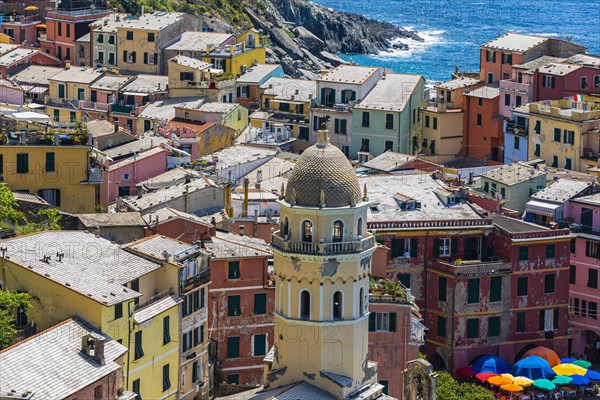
77, 212, 146, 227
75, 32, 90, 42
363, 152, 416, 172
142, 206, 228, 227
565, 53, 600, 68
0, 43, 18, 55
169, 55, 211, 71
0, 317, 127, 400
437, 77, 481, 90
87, 119, 122, 136
103, 134, 169, 159
90, 75, 133, 91
318, 65, 380, 84
260, 77, 316, 103
0, 48, 45, 67
11, 65, 62, 86
216, 382, 335, 400
1, 231, 163, 305
108, 146, 169, 171
138, 97, 205, 121
537, 62, 582, 76
242, 156, 295, 193
121, 74, 169, 95
197, 101, 237, 114
165, 31, 233, 52
114, 12, 185, 31
141, 166, 201, 189
464, 85, 500, 99
90, 13, 130, 33
360, 174, 481, 222
481, 32, 549, 53
127, 234, 197, 264
489, 213, 551, 234
571, 192, 600, 207
513, 55, 566, 73
237, 64, 282, 85
133, 293, 182, 324
481, 162, 546, 186
530, 178, 592, 203
120, 177, 217, 213
355, 74, 423, 112
49, 67, 103, 84
12, 191, 49, 205
204, 230, 271, 259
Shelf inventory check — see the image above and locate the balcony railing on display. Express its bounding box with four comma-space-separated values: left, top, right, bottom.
506, 122, 528, 136
134, 287, 174, 311
111, 104, 135, 114
80, 100, 110, 112
183, 268, 211, 290
435, 259, 511, 277
271, 231, 375, 255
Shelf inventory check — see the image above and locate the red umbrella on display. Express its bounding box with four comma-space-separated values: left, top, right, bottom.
476, 372, 499, 381
456, 366, 476, 377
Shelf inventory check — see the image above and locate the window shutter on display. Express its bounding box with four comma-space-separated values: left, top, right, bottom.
123, 50, 127, 62
551, 77, 555, 88
193, 327, 199, 346
132, 52, 136, 63
369, 313, 376, 331
539, 309, 545, 331
236, 86, 241, 97
492, 52, 496, 63
341, 90, 346, 104
451, 238, 458, 256
391, 239, 403, 258
389, 313, 396, 332
410, 238, 418, 257
143, 52, 148, 64
55, 189, 60, 207
320, 88, 326, 102
334, 118, 339, 134
433, 238, 441, 257
154, 53, 158, 64
163, 316, 170, 344
341, 119, 347, 134
192, 361, 198, 382
193, 290, 200, 310
553, 308, 559, 329
554, 128, 561, 141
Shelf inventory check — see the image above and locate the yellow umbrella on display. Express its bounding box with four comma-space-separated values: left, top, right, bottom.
489, 375, 513, 386
24, 5, 38, 10
501, 373, 515, 380
501, 383, 523, 392
513, 376, 533, 387
552, 363, 587, 376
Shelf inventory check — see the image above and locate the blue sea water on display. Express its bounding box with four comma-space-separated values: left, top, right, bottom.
313, 0, 600, 82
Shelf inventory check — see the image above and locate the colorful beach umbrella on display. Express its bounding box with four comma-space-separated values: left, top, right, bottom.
552, 376, 573, 385
501, 383, 523, 392
500, 373, 515, 380
585, 370, 600, 381
456, 366, 475, 377
489, 375, 513, 386
560, 357, 576, 364
553, 363, 587, 376
572, 359, 592, 369
510, 356, 556, 380
523, 346, 561, 367
476, 372, 499, 381
533, 379, 556, 391
513, 376, 533, 387
472, 354, 511, 374
569, 375, 590, 386
24, 5, 38, 10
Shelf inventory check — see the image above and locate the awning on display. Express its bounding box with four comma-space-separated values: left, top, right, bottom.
26, 102, 46, 109
36, 23, 46, 29
20, 84, 48, 94
12, 111, 50, 123
525, 200, 560, 217
122, 92, 149, 96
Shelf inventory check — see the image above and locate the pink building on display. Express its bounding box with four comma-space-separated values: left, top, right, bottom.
533, 64, 600, 102
2, 14, 41, 45
101, 146, 169, 206
564, 192, 600, 363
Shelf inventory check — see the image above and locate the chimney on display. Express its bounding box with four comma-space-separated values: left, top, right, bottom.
184, 185, 190, 213
81, 334, 106, 365
206, 44, 210, 54
255, 169, 262, 189
65, 60, 71, 69
136, 184, 144, 198
229, 45, 235, 56
243, 177, 249, 217
224, 184, 233, 217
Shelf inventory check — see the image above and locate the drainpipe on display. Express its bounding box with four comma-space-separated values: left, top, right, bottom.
450, 273, 457, 371
126, 300, 133, 390
243, 177, 249, 217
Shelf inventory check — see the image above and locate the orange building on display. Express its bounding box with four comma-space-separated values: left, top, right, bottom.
462, 85, 503, 163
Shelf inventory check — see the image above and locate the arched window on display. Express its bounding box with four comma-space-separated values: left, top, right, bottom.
359, 287, 364, 316
300, 290, 311, 320
333, 291, 342, 320
332, 220, 344, 243
282, 216, 289, 238
302, 220, 313, 242
357, 218, 363, 237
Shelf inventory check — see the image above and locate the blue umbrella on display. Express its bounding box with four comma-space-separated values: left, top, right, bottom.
560, 357, 576, 364
570, 375, 590, 386
472, 354, 511, 374
585, 370, 600, 381
510, 356, 556, 380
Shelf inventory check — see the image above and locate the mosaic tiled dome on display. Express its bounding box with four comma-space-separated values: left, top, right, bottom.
284, 132, 361, 208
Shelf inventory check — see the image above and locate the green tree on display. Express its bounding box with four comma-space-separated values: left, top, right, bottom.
0, 290, 31, 349
0, 184, 23, 233
436, 372, 494, 400
0, 183, 61, 236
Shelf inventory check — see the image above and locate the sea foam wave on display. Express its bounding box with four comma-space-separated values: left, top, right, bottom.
377, 29, 447, 58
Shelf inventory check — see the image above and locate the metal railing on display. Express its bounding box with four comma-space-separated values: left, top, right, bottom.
271, 231, 375, 255
134, 287, 174, 311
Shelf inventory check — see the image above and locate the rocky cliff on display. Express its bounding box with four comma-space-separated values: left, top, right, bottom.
243, 0, 422, 78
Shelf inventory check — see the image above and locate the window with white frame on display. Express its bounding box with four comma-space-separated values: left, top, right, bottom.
375, 312, 389, 331
123, 173, 130, 181
440, 238, 451, 257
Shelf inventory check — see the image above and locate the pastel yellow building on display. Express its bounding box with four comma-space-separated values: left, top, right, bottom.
250, 77, 316, 153
116, 12, 188, 74
178, 101, 248, 134
46, 66, 104, 125
527, 98, 600, 173
0, 140, 101, 213
264, 128, 386, 398
1, 231, 182, 400
200, 30, 266, 76
167, 55, 236, 101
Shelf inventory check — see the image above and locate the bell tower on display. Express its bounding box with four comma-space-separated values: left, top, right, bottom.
267, 128, 379, 398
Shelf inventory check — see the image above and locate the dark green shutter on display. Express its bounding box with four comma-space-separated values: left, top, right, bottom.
228, 295, 240, 316
17, 153, 29, 173
438, 276, 447, 302
254, 293, 266, 315
369, 313, 376, 331
391, 239, 403, 258
468, 279, 480, 303
321, 88, 326, 103
490, 277, 502, 302
464, 238, 473, 259
488, 316, 500, 337
341, 119, 347, 134
553, 308, 559, 330
546, 244, 555, 259
433, 238, 441, 257
236, 86, 241, 97
143, 52, 148, 64
539, 310, 545, 331
54, 189, 60, 207
410, 239, 418, 257
45, 152, 55, 172
200, 325, 204, 343
554, 128, 561, 141
254, 334, 266, 356
451, 238, 458, 256
192, 361, 198, 382
193, 327, 199, 346
163, 316, 170, 344
193, 290, 200, 310
227, 336, 240, 358
467, 318, 479, 338
334, 118, 339, 134
341, 90, 346, 104
389, 313, 396, 332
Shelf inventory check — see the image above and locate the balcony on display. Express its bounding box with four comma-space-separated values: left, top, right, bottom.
81, 167, 103, 184
2, 15, 40, 24
47, 97, 79, 109
183, 268, 211, 290
369, 277, 414, 305
434, 259, 511, 277
271, 231, 375, 255
505, 122, 528, 136
111, 104, 135, 114
134, 287, 174, 312
79, 100, 110, 112
499, 79, 530, 94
